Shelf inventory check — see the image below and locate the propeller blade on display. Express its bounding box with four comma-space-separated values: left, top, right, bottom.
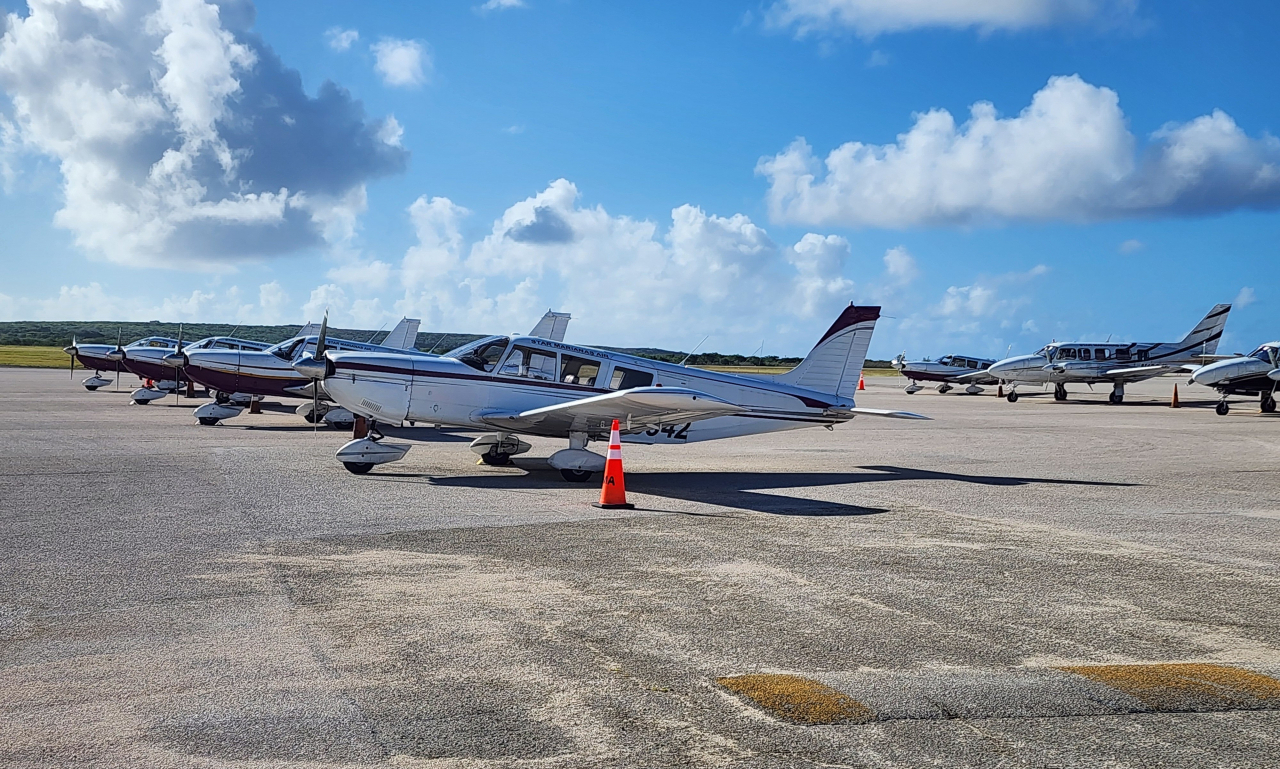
315, 310, 329, 361
69, 338, 75, 380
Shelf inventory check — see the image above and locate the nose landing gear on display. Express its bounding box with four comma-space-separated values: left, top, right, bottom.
1216, 400, 1230, 416
1006, 390, 1019, 403
1261, 394, 1276, 414
1108, 384, 1125, 405
1053, 384, 1068, 401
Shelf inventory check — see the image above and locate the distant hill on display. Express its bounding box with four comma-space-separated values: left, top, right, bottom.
0, 320, 891, 368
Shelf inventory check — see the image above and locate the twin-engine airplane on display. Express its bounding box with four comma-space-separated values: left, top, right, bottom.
180, 311, 573, 427
890, 352, 998, 394
293, 303, 928, 480
1190, 341, 1280, 415
987, 304, 1231, 404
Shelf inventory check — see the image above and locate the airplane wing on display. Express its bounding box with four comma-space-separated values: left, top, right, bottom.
952, 369, 997, 383
1101, 365, 1180, 379
478, 386, 742, 435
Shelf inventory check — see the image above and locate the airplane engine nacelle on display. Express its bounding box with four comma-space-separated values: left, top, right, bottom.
547, 448, 606, 473
469, 434, 532, 457
1193, 358, 1268, 386
130, 387, 169, 405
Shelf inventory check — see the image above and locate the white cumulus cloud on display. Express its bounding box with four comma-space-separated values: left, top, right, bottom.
768, 0, 1139, 38
0, 0, 408, 268
478, 0, 528, 12
373, 38, 429, 88
758, 75, 1280, 228
0, 280, 300, 323
325, 27, 359, 52
389, 180, 882, 351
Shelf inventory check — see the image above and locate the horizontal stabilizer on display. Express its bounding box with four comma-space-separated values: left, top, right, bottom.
479, 386, 742, 436
835, 407, 931, 420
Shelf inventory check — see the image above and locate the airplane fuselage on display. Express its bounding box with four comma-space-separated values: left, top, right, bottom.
990, 340, 1201, 385
323, 336, 852, 445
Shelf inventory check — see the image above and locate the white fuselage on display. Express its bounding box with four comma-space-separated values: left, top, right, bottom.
322, 337, 851, 445
989, 340, 1200, 385
1191, 343, 1280, 391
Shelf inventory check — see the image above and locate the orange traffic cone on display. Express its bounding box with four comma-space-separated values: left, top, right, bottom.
185, 379, 195, 398
1171, 384, 1180, 408
997, 384, 1004, 398
858, 375, 866, 391
249, 397, 262, 414
593, 419, 634, 510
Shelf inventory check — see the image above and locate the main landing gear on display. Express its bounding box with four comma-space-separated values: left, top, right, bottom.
1108, 383, 1125, 405
936, 383, 952, 394
1216, 400, 1230, 416
1054, 384, 1068, 402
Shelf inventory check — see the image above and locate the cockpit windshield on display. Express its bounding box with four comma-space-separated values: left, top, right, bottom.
446, 336, 510, 372
268, 338, 304, 360
1034, 345, 1054, 358
1249, 345, 1278, 363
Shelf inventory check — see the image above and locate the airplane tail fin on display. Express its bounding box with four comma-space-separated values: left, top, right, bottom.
380, 318, 422, 350
775, 304, 881, 400
1179, 304, 1231, 355
297, 321, 321, 337
530, 310, 572, 342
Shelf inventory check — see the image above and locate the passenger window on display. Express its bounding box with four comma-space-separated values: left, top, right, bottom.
1095, 348, 1108, 361
609, 366, 654, 390
561, 354, 602, 386
1115, 348, 1131, 361
967, 360, 979, 369
1079, 348, 1092, 361
1136, 349, 1149, 361
498, 345, 559, 381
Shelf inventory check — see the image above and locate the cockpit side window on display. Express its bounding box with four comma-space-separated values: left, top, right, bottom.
271, 339, 303, 360
1252, 347, 1275, 362
938, 356, 952, 366
967, 359, 979, 369
1059, 347, 1076, 361
498, 345, 559, 381
457, 338, 510, 372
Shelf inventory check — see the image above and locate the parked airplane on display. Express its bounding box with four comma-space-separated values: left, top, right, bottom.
987, 304, 1231, 404
890, 352, 998, 394
64, 333, 177, 390
293, 303, 928, 480
1190, 341, 1280, 415
125, 334, 278, 404
181, 311, 573, 427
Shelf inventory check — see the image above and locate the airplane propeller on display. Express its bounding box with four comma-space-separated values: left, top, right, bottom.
291, 311, 331, 433
890, 351, 906, 371
64, 336, 77, 380
172, 324, 184, 404
112, 327, 123, 392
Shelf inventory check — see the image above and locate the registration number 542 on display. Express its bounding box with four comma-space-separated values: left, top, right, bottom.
645, 423, 691, 440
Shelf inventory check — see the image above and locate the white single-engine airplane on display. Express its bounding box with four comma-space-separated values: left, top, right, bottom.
986, 304, 1231, 404
1190, 341, 1280, 415
293, 303, 928, 480
890, 352, 999, 394
63, 331, 271, 394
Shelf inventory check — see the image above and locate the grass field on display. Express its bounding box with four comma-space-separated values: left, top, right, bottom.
0, 346, 80, 369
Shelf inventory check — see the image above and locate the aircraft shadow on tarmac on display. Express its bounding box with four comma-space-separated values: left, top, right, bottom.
407, 464, 1135, 518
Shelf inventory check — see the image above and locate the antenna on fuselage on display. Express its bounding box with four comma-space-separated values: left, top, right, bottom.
366, 322, 388, 344
679, 335, 710, 367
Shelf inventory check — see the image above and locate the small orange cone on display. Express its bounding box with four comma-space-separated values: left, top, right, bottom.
185, 379, 195, 398
858, 375, 866, 391
593, 419, 634, 510
1171, 384, 1180, 408
249, 397, 262, 414
997, 384, 1004, 398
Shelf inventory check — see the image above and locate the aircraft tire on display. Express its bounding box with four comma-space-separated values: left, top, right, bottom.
343, 462, 374, 475
85, 385, 99, 391
1109, 391, 1124, 405
481, 452, 512, 466
1262, 396, 1276, 414
214, 391, 231, 405
1006, 392, 1019, 403
197, 417, 220, 426
560, 468, 593, 483
302, 411, 316, 423
1216, 401, 1230, 416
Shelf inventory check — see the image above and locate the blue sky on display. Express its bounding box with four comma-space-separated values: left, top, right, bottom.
0, 0, 1276, 358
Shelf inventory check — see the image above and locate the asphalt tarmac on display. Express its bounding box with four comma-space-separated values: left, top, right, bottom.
1, 367, 1278, 767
